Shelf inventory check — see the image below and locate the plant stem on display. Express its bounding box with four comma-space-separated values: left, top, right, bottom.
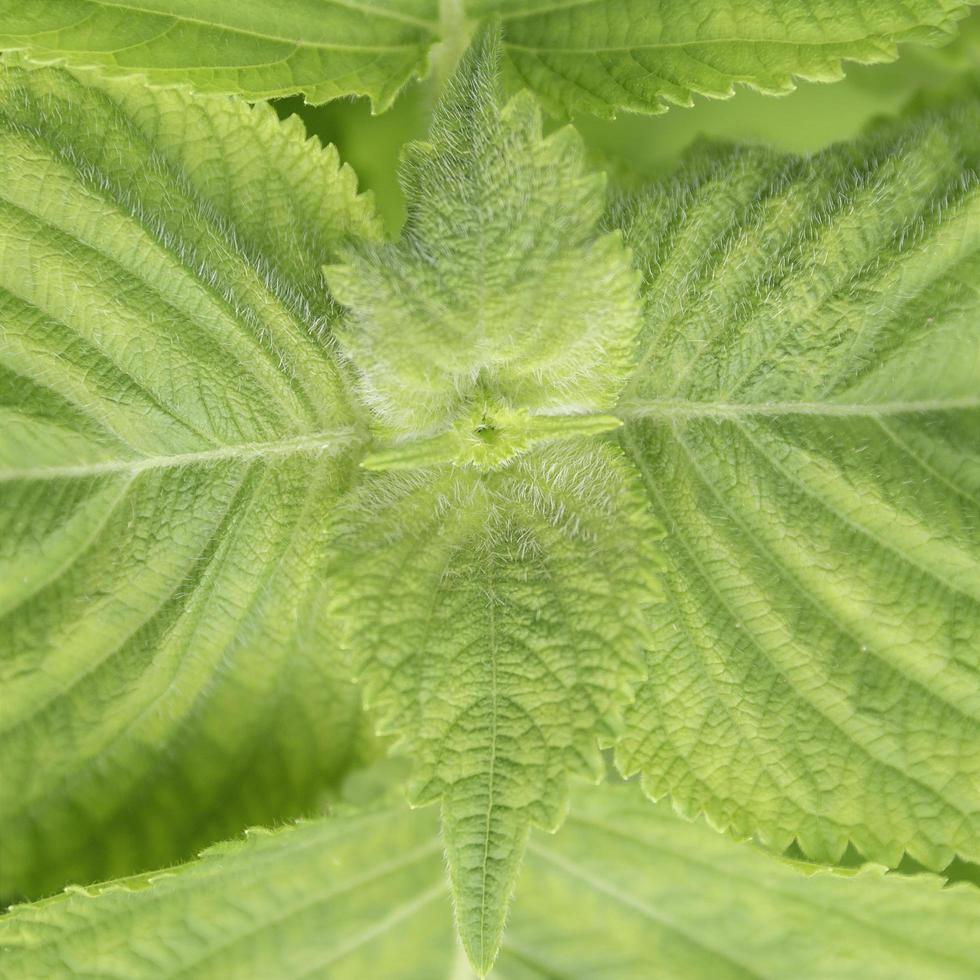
429, 0, 473, 100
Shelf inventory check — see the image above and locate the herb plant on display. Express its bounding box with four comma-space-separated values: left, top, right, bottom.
0, 3, 978, 978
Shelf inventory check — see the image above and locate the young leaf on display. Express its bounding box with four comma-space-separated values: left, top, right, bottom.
0, 61, 378, 899
611, 99, 980, 870
478, 0, 974, 117
328, 445, 662, 974
0, 0, 439, 110
324, 32, 660, 970
3, 786, 978, 979
325, 26, 641, 435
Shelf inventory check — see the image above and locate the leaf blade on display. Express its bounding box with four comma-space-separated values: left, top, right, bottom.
0, 807, 452, 979
0, 60, 378, 899
329, 444, 663, 973
510, 783, 980, 980
0, 0, 440, 109
326, 26, 641, 435
478, 0, 974, 117
2, 1, 973, 118
612, 97, 980, 868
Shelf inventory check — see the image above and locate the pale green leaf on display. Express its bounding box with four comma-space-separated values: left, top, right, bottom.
475, 0, 974, 117
0, 0, 439, 110
326, 26, 640, 436
573, 9, 980, 184
3, 1, 971, 119
323, 33, 661, 971
612, 99, 980, 869
506, 783, 980, 980
328, 444, 662, 974
3, 785, 979, 979
0, 61, 379, 900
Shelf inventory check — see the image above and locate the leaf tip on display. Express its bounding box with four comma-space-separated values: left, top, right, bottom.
443, 798, 531, 977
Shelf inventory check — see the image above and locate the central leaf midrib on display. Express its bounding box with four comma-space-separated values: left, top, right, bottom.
0, 429, 359, 482
52, 0, 438, 50
477, 568, 501, 967
616, 396, 980, 419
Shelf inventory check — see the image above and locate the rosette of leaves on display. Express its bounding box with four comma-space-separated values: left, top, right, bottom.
1, 13, 978, 979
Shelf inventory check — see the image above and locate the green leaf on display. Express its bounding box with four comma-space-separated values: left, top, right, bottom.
475, 0, 974, 117
273, 9, 980, 235
323, 33, 661, 970
6, 21, 979, 977
3, 785, 979, 979
0, 0, 440, 111
611, 98, 980, 869
328, 445, 662, 974
0, 60, 379, 900
326, 26, 640, 436
508, 783, 980, 980
0, 807, 454, 979
2, 1, 972, 118
574, 8, 980, 184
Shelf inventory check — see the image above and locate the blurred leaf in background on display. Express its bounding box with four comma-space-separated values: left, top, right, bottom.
275, 9, 979, 234
275, 87, 431, 235
577, 7, 980, 183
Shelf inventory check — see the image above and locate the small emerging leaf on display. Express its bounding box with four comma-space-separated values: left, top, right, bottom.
326, 26, 642, 436
0, 0, 439, 110
361, 405, 622, 471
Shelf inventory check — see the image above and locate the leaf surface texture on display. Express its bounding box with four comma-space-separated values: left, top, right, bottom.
326, 31, 659, 971
0, 60, 379, 899
613, 99, 980, 869
0, 0, 439, 109
326, 26, 640, 434
330, 447, 661, 972
0, 0, 972, 114
477, 0, 973, 116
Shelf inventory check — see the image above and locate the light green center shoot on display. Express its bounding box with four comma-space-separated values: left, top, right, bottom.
362, 396, 622, 472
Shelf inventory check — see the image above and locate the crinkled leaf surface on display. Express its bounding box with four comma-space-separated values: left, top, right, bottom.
4, 20, 980, 978
325, 31, 662, 971
0, 0, 440, 110
0, 0, 973, 116
476, 0, 974, 117
0, 60, 379, 900
2, 784, 979, 979
329, 446, 661, 973
0, 806, 454, 980
326, 26, 640, 435
612, 100, 980, 869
